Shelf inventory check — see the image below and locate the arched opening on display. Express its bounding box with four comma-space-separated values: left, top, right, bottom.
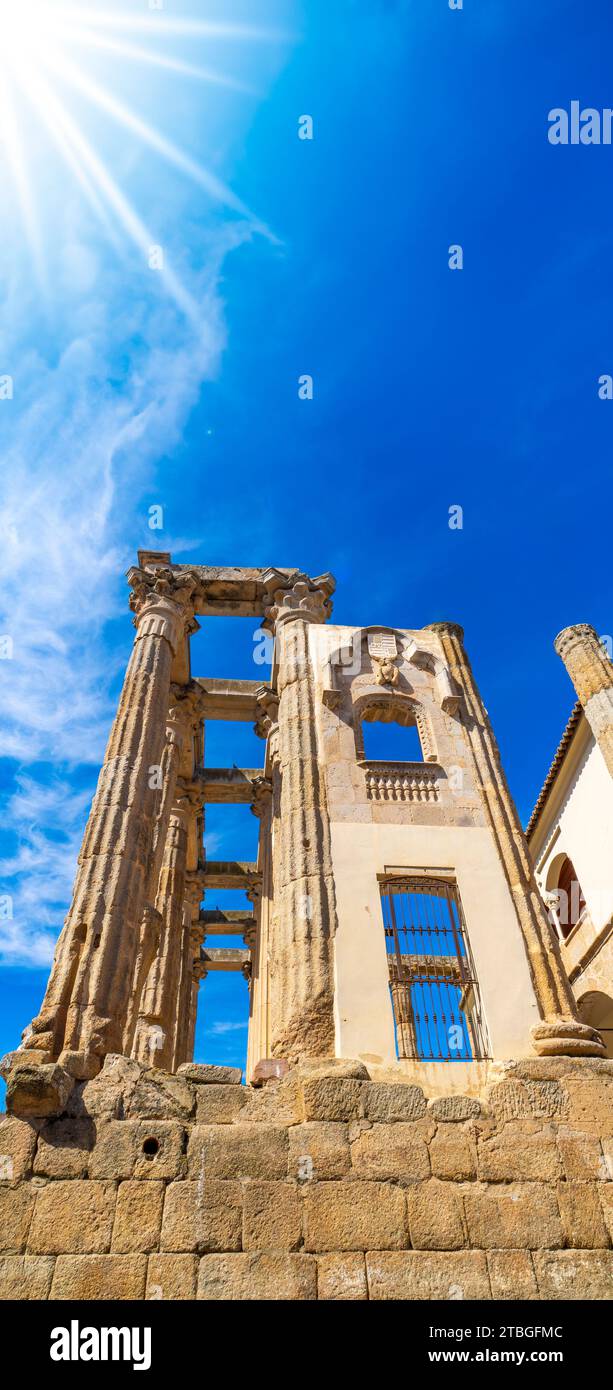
577, 990, 613, 1058
549, 855, 587, 940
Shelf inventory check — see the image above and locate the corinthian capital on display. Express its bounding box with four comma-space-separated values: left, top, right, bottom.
261, 569, 335, 634
127, 565, 198, 656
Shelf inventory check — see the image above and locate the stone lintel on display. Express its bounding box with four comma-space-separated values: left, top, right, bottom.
192, 679, 265, 722
201, 948, 251, 972
199, 911, 256, 936
203, 862, 261, 891
197, 768, 265, 803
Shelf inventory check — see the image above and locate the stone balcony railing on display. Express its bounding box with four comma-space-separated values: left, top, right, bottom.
361, 761, 441, 803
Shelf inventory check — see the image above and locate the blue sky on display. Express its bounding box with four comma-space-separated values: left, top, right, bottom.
1, 0, 612, 1087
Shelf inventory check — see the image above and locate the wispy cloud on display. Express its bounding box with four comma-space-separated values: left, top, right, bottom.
0, 207, 254, 966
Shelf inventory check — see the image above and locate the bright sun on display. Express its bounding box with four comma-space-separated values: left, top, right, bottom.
0, 1, 278, 319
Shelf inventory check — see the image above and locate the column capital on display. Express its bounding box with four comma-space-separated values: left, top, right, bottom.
254, 686, 279, 739
554, 623, 613, 703
424, 620, 465, 644
261, 570, 335, 634
250, 775, 273, 818
127, 565, 199, 656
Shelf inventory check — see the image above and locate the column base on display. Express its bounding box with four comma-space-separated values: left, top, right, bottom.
531, 1018, 606, 1058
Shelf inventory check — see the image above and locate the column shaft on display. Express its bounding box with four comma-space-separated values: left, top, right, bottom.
555, 624, 613, 777
23, 571, 195, 1075
427, 622, 604, 1057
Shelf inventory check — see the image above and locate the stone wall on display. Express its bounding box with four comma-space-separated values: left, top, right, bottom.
1, 1056, 612, 1301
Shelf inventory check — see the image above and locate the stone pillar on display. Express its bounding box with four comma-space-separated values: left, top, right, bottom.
555, 623, 613, 778
187, 959, 207, 1063
389, 979, 417, 1060
124, 691, 198, 1057
262, 572, 338, 1062
23, 566, 197, 1077
426, 622, 604, 1057
173, 879, 204, 1069
132, 803, 189, 1068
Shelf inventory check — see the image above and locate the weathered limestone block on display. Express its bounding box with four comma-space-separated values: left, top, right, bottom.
72, 1054, 143, 1119
428, 1096, 480, 1123
430, 1125, 477, 1181
599, 1184, 613, 1241
303, 1180, 406, 1252
557, 1131, 608, 1181
0, 1185, 35, 1254
161, 1180, 242, 1253
366, 1250, 490, 1301
242, 1180, 302, 1251
477, 1124, 562, 1182
556, 1182, 610, 1249
533, 1249, 613, 1300
0, 1255, 55, 1300
487, 1079, 532, 1123
288, 1122, 350, 1180
317, 1252, 368, 1300
146, 1254, 198, 1300
296, 1058, 370, 1081
363, 1083, 427, 1123
523, 1079, 569, 1119
187, 1125, 288, 1181
0, 1115, 37, 1183
87, 1120, 135, 1180
301, 1077, 364, 1123
27, 1180, 116, 1255
34, 1118, 95, 1179
406, 1180, 466, 1250
463, 1183, 563, 1250
127, 1070, 194, 1121
111, 1181, 165, 1253
51, 1254, 148, 1300
239, 1075, 305, 1126
350, 1124, 430, 1182
197, 1253, 317, 1301
561, 1075, 613, 1137
487, 1250, 539, 1300
177, 1063, 242, 1085
194, 1085, 247, 1125
6, 1064, 73, 1118
133, 1121, 187, 1180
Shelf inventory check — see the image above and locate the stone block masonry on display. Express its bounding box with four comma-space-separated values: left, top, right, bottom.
1, 1056, 612, 1301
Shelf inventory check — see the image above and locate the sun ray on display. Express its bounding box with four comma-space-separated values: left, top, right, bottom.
41, 44, 273, 236
18, 62, 201, 326
58, 25, 259, 95
53, 9, 289, 43
0, 0, 281, 317
0, 78, 47, 292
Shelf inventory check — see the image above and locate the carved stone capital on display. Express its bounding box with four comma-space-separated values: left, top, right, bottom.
254, 686, 280, 739
261, 570, 335, 634
250, 775, 273, 818
127, 566, 198, 656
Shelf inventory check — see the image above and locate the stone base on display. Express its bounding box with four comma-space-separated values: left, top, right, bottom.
1, 1054, 612, 1301
531, 1019, 606, 1058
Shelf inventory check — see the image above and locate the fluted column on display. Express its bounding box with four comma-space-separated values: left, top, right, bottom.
263, 571, 338, 1061
132, 803, 189, 1067
172, 879, 204, 1068
389, 980, 417, 1060
427, 621, 604, 1057
555, 624, 613, 778
22, 566, 197, 1077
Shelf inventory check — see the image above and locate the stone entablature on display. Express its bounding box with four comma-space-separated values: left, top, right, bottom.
0, 1058, 611, 1301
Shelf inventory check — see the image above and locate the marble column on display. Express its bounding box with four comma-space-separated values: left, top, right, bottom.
555, 623, 613, 778
427, 621, 604, 1057
263, 572, 338, 1062
22, 566, 197, 1077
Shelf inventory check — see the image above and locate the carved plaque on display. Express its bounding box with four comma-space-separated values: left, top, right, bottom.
367, 632, 397, 659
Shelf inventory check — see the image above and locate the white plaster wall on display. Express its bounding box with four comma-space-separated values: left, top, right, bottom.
330, 821, 542, 1064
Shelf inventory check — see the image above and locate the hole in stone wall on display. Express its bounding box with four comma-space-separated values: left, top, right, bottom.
142, 1137, 160, 1158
